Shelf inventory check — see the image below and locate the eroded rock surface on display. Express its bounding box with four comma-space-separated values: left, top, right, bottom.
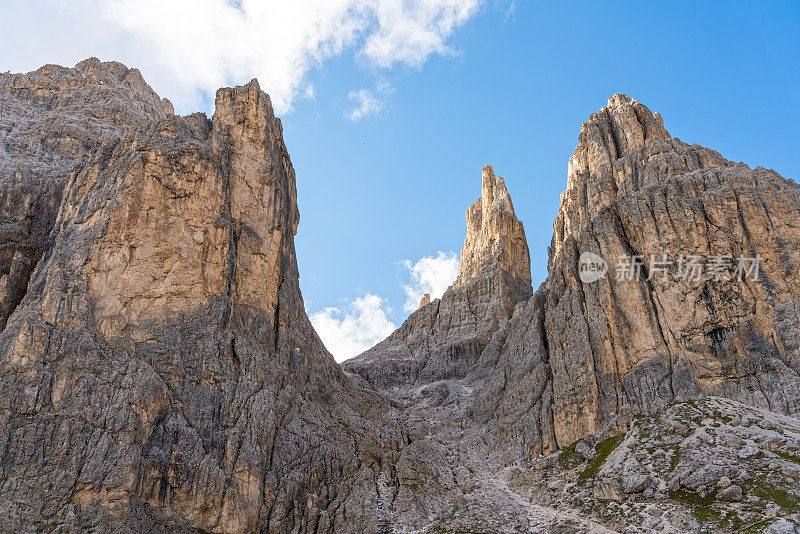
0, 62, 396, 534
476, 94, 800, 457
512, 397, 800, 532
0, 58, 172, 330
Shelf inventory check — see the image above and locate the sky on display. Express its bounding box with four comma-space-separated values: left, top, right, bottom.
2, 0, 799, 361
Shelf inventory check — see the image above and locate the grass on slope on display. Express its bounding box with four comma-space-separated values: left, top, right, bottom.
578, 434, 625, 483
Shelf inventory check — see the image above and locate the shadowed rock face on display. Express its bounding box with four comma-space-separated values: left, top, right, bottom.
0, 62, 397, 534
343, 164, 532, 388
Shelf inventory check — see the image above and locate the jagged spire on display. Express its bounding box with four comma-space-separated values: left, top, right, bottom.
455, 164, 531, 289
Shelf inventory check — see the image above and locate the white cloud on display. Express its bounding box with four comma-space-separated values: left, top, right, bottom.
309, 294, 396, 362
309, 251, 458, 361
348, 88, 384, 121
402, 251, 459, 312
347, 79, 393, 121
363, 0, 479, 68
503, 2, 517, 23
0, 0, 481, 115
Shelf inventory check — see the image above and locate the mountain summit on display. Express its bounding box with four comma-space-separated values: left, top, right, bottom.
343, 164, 532, 388
455, 164, 531, 289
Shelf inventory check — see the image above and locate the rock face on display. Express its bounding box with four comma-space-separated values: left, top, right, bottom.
0, 61, 395, 533
343, 93, 800, 528
3, 57, 800, 533
418, 293, 430, 308
0, 58, 173, 331
344, 164, 532, 388
456, 164, 531, 290
475, 93, 800, 455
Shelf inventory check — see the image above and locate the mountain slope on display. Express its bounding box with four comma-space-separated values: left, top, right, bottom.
344, 164, 532, 388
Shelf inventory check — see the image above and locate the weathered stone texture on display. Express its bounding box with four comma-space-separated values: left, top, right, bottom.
476, 94, 800, 453
0, 62, 396, 533
456, 164, 531, 290
0, 58, 172, 330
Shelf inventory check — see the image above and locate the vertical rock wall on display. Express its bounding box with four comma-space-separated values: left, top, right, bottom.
0, 63, 397, 534
477, 94, 800, 454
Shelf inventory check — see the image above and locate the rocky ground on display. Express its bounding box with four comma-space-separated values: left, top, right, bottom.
371, 380, 800, 532
527, 396, 800, 532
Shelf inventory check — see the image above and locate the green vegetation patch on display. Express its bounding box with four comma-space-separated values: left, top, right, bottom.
578, 434, 624, 483
667, 488, 745, 529
739, 519, 777, 534
749, 478, 800, 513
776, 451, 800, 465
558, 440, 586, 469
669, 446, 682, 471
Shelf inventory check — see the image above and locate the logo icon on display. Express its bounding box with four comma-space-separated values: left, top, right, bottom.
579, 251, 608, 283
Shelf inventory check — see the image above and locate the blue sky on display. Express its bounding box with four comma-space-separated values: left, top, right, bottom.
2, 0, 799, 360
287, 1, 800, 358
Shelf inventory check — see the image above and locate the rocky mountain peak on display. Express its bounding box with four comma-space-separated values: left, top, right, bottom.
0, 58, 174, 331
553, 92, 729, 261
579, 93, 670, 161
455, 164, 531, 289
419, 293, 431, 308
344, 165, 532, 388
566, 92, 671, 190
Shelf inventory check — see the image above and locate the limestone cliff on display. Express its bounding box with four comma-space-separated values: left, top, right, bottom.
343, 164, 532, 388
455, 164, 531, 290
4, 57, 800, 533
0, 62, 396, 533
475, 94, 800, 455
0, 58, 173, 330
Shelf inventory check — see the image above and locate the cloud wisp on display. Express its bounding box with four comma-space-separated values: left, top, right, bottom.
347, 79, 394, 121
309, 294, 396, 362
348, 88, 384, 121
0, 0, 471, 115
402, 251, 459, 312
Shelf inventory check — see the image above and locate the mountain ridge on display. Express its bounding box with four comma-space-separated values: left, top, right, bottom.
1, 60, 800, 533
